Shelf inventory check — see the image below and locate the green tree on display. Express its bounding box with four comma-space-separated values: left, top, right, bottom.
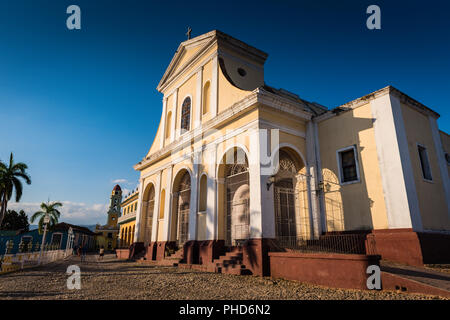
0, 209, 30, 231
31, 201, 63, 234
0, 153, 31, 226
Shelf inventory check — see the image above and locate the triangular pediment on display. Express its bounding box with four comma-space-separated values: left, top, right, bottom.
157, 31, 217, 92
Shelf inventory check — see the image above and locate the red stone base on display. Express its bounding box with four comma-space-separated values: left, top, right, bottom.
366, 229, 450, 266
145, 242, 157, 261
155, 241, 177, 261
116, 248, 130, 260
149, 239, 275, 276
198, 240, 225, 265
129, 242, 145, 260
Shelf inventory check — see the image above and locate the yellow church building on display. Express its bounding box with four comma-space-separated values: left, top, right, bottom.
118, 189, 138, 248
95, 185, 121, 251
123, 30, 449, 273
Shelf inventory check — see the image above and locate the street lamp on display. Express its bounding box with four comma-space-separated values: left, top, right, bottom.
38, 214, 50, 265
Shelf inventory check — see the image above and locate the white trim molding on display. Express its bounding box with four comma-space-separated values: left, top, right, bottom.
370, 94, 423, 231
336, 145, 361, 186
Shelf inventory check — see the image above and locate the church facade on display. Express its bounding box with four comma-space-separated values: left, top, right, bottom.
129, 30, 449, 272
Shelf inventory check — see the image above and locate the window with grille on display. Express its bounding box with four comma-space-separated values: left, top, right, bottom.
418, 145, 432, 181
338, 146, 359, 183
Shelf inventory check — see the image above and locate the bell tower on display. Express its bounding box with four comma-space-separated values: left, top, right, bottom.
107, 184, 122, 227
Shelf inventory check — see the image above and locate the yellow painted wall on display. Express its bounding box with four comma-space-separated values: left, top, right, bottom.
217, 63, 252, 114
401, 104, 449, 230
119, 220, 136, 246
318, 103, 388, 231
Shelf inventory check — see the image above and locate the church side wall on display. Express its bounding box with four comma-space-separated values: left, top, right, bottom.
318, 103, 388, 231
401, 103, 449, 231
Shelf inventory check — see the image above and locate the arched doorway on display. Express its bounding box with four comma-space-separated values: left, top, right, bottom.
172, 170, 191, 247
273, 148, 310, 247
142, 184, 155, 245
220, 147, 250, 246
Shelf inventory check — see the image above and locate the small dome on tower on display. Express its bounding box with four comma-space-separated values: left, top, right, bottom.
112, 184, 122, 195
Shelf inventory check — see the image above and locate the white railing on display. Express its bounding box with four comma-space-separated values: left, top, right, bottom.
0, 249, 68, 274
118, 211, 136, 224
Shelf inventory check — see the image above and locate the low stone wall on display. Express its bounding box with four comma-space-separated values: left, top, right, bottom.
0, 250, 68, 274
116, 249, 130, 260
366, 229, 450, 266
269, 252, 380, 290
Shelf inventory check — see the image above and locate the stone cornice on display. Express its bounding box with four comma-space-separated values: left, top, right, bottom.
314, 85, 440, 123
134, 87, 313, 172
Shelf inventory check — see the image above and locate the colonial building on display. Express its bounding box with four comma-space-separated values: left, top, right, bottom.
0, 222, 96, 254
95, 185, 121, 251
128, 30, 449, 272
118, 188, 138, 248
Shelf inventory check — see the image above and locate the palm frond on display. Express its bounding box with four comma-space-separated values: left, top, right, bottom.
14, 172, 31, 185
30, 210, 45, 223
12, 177, 23, 202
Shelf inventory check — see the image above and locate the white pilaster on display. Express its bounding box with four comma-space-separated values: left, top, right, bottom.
172, 89, 178, 142
248, 128, 264, 239
163, 166, 173, 241
195, 68, 203, 129
160, 97, 167, 149
206, 146, 217, 240
188, 153, 200, 240
211, 56, 218, 118
133, 179, 144, 242
151, 172, 161, 242
429, 116, 450, 216
313, 120, 327, 233
306, 121, 322, 238
371, 94, 423, 230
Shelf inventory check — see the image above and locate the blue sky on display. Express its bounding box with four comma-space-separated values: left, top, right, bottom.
0, 0, 449, 225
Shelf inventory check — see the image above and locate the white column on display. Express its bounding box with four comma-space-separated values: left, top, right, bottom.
188, 153, 200, 240
371, 94, 423, 230
195, 68, 203, 129
206, 146, 217, 240
160, 97, 167, 149
171, 89, 178, 142
211, 56, 218, 118
248, 128, 264, 239
133, 179, 144, 242
163, 166, 174, 241
306, 121, 322, 238
151, 172, 162, 242
429, 115, 450, 216
313, 121, 327, 233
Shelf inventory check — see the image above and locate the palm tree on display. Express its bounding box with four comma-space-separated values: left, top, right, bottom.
31, 201, 63, 234
0, 153, 31, 226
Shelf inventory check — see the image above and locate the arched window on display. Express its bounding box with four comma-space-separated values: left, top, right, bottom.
202, 82, 210, 115
166, 111, 172, 139
199, 174, 207, 212
180, 97, 191, 133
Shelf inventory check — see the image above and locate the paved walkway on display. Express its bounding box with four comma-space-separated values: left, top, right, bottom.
0, 254, 447, 300
381, 261, 450, 291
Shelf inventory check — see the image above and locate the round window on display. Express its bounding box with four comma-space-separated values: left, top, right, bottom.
237, 68, 247, 77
